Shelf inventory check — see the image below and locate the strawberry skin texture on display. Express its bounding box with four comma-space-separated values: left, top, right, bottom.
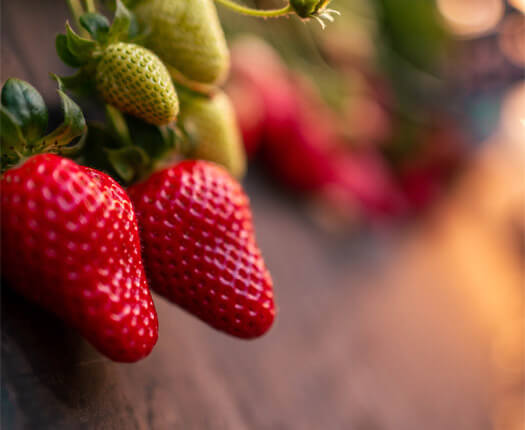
128, 161, 275, 338
1, 154, 158, 362
96, 42, 179, 126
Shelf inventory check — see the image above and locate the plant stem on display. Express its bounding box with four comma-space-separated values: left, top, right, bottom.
214, 0, 293, 18
84, 0, 96, 13
66, 0, 85, 28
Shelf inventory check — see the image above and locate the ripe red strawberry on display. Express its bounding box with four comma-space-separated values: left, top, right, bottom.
230, 37, 339, 190
128, 161, 275, 338
1, 154, 158, 362
229, 38, 406, 220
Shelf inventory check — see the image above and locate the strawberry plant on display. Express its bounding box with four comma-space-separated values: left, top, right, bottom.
1, 0, 339, 361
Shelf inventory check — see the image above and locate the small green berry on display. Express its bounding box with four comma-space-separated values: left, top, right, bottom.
96, 42, 179, 125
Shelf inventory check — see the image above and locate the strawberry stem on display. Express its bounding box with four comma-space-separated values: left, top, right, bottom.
214, 0, 293, 18
66, 0, 86, 33
84, 0, 96, 13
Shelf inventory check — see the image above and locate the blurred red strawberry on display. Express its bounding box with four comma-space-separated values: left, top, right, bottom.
397, 119, 467, 211
228, 37, 298, 161
230, 37, 340, 190
229, 36, 406, 220
330, 150, 407, 219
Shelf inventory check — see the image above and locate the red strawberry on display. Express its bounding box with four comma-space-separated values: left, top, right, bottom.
230, 37, 341, 191
128, 161, 275, 338
1, 154, 158, 362
328, 150, 407, 219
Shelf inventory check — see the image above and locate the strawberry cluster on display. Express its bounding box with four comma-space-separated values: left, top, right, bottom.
226, 37, 467, 224
2, 0, 340, 362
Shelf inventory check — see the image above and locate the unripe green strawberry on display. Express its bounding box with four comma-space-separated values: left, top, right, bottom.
134, 0, 229, 92
179, 89, 246, 179
96, 42, 179, 125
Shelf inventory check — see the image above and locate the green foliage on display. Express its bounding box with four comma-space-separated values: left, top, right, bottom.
1, 78, 48, 143
0, 77, 87, 172
107, 0, 136, 43
65, 22, 98, 62
80, 12, 110, 43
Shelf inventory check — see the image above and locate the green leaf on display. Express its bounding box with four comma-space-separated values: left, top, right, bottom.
80, 13, 110, 43
107, 0, 133, 43
162, 123, 194, 155
56, 34, 86, 67
125, 115, 174, 161
105, 104, 132, 146
106, 145, 149, 183
36, 76, 87, 154
1, 107, 27, 172
1, 78, 48, 143
65, 21, 97, 62
375, 0, 448, 72
0, 106, 26, 147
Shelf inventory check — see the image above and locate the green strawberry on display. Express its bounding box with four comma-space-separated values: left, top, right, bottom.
134, 0, 230, 93
96, 42, 179, 125
179, 89, 246, 179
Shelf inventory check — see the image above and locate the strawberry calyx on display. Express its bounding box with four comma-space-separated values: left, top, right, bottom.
0, 77, 87, 173
57, 1, 179, 123
56, 0, 142, 87
77, 105, 189, 184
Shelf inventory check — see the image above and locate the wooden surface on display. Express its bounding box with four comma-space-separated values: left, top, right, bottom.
1, 2, 524, 429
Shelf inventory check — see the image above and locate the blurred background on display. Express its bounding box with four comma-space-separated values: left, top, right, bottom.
2, 0, 524, 429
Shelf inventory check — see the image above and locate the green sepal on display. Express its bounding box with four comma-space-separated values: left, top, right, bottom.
56, 34, 86, 67
35, 76, 87, 155
1, 78, 48, 143
165, 117, 196, 156
105, 104, 132, 146
107, 0, 134, 43
0, 106, 26, 155
80, 13, 111, 43
1, 108, 26, 171
290, 0, 331, 18
65, 22, 97, 62
58, 67, 97, 96
106, 145, 149, 183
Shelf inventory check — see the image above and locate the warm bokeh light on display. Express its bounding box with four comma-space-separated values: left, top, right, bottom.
437, 0, 504, 38
508, 0, 525, 13
492, 395, 525, 430
499, 13, 525, 67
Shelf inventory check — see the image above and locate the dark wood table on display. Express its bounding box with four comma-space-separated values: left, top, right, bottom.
2, 1, 523, 428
